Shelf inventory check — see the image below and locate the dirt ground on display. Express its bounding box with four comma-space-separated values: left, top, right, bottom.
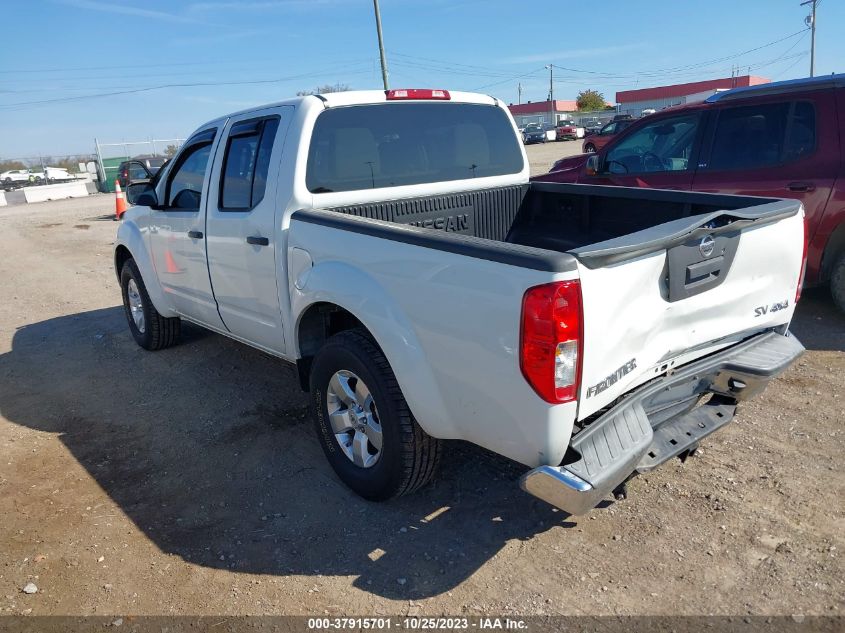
1, 148, 843, 618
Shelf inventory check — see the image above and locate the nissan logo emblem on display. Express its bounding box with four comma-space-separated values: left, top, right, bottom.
699, 235, 716, 258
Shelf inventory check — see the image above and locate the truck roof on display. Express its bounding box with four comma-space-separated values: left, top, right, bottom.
196, 89, 501, 132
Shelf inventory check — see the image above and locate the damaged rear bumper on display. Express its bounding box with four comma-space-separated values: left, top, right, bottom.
520, 330, 804, 515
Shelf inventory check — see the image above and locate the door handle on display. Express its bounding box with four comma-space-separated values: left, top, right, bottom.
187, 230, 203, 239
246, 236, 269, 246
787, 181, 816, 193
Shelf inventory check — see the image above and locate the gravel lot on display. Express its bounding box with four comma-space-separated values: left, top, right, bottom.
0, 147, 842, 618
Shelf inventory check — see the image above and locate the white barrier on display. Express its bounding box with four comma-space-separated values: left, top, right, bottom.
0, 192, 6, 207
22, 181, 90, 203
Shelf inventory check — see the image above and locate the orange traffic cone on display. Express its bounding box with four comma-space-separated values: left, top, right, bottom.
114, 179, 128, 219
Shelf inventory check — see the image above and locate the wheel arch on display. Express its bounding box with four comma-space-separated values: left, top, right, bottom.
291, 263, 456, 440
114, 222, 175, 318
820, 220, 845, 282
295, 301, 368, 391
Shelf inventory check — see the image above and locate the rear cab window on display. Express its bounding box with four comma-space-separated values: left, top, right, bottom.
305, 102, 524, 193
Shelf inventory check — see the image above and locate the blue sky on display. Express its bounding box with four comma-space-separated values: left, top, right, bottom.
0, 0, 841, 158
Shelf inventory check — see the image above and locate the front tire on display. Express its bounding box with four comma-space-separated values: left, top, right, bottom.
120, 259, 181, 350
585, 143, 596, 153
309, 329, 440, 501
831, 253, 845, 313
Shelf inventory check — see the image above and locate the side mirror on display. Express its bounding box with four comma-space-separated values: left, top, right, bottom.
127, 181, 158, 207
585, 154, 600, 176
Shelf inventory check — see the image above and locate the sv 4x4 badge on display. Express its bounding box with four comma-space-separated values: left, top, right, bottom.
754, 299, 790, 317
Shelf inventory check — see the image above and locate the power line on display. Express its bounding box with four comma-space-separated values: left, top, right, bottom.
394, 28, 809, 86
0, 63, 374, 110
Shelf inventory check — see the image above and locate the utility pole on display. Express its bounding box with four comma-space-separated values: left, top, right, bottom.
372, 0, 389, 90
518, 82, 522, 105
801, 0, 817, 77
546, 64, 554, 126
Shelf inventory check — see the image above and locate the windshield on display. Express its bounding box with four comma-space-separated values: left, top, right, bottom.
306, 103, 524, 193
559, 121, 575, 126
524, 124, 542, 132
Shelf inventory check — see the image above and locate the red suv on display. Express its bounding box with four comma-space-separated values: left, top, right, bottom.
536, 74, 845, 312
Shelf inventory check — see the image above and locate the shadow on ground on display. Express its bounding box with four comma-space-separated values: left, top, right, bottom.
788, 287, 845, 352
0, 307, 573, 599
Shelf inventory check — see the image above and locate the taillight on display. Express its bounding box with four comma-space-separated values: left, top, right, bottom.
520, 281, 583, 403
796, 217, 808, 303
386, 89, 451, 100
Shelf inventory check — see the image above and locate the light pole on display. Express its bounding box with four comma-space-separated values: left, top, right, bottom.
545, 64, 554, 127
801, 0, 817, 77
372, 0, 389, 90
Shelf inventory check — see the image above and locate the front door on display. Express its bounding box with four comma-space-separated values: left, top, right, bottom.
148, 128, 226, 330
204, 107, 292, 355
591, 112, 705, 190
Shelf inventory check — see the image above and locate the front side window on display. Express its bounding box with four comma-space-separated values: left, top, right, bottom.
606, 113, 700, 174
167, 143, 213, 210
600, 123, 617, 135
707, 101, 815, 171
306, 103, 524, 193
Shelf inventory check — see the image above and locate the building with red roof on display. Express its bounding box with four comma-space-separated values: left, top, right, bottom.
616, 75, 770, 116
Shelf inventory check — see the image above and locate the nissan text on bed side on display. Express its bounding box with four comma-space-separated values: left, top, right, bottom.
115, 88, 805, 515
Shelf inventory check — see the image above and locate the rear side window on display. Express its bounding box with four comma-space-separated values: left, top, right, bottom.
707, 101, 816, 171
220, 117, 280, 210
305, 103, 524, 193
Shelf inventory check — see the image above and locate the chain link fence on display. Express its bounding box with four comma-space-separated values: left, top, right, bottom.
94, 138, 185, 192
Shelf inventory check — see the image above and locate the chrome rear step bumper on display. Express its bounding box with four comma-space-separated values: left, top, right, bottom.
520, 331, 804, 515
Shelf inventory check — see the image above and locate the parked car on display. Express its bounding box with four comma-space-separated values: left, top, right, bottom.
1, 169, 44, 188
581, 119, 636, 153
1, 169, 31, 184
117, 157, 167, 188
537, 73, 845, 312
555, 119, 585, 141
583, 119, 605, 136
523, 123, 555, 144
115, 88, 804, 515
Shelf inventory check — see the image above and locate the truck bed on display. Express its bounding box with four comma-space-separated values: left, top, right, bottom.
321, 181, 792, 263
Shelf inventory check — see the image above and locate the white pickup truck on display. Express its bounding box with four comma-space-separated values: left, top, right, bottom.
116, 89, 805, 515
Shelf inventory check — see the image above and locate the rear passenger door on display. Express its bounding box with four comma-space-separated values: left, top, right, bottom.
205, 107, 292, 355
692, 93, 838, 245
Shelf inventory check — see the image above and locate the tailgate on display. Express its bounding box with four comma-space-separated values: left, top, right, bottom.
571, 199, 805, 419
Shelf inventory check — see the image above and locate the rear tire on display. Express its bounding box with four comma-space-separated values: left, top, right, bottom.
585, 143, 596, 153
120, 258, 181, 350
309, 329, 441, 501
831, 253, 845, 313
